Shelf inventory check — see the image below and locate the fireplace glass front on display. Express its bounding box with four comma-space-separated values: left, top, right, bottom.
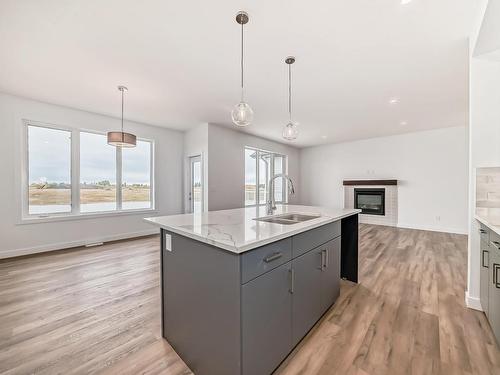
354, 188, 385, 215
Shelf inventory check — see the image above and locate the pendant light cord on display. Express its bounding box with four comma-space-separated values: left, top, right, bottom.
121, 89, 124, 133
288, 63, 292, 121
241, 20, 244, 101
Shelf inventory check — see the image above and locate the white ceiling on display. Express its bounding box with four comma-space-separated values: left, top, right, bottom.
0, 0, 477, 147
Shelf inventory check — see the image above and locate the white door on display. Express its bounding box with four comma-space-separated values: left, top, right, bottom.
189, 155, 203, 213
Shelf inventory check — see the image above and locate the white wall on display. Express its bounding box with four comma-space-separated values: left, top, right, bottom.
300, 126, 469, 234
183, 123, 209, 212
0, 93, 184, 258
207, 124, 301, 211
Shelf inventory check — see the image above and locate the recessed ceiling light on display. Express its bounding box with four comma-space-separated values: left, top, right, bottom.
401, 0, 412, 5
389, 98, 399, 104
400, 121, 408, 126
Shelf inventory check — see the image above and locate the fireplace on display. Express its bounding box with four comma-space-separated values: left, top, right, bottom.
344, 180, 397, 226
354, 188, 385, 216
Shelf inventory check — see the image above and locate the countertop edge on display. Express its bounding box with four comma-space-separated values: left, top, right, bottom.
475, 214, 500, 236
144, 210, 359, 254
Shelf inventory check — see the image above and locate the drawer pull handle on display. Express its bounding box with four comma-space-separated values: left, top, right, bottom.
490, 241, 500, 250
264, 252, 283, 263
320, 250, 326, 271
479, 229, 487, 234
482, 250, 489, 268
494, 263, 500, 289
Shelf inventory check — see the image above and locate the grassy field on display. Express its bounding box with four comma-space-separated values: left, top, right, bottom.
29, 187, 150, 205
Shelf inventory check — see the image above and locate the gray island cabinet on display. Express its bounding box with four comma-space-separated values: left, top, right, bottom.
146, 205, 359, 375
477, 218, 500, 346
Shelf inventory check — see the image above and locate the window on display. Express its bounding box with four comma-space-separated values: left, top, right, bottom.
80, 132, 117, 212
189, 155, 203, 213
28, 125, 72, 215
244, 147, 287, 207
245, 148, 257, 206
23, 121, 154, 220
122, 140, 152, 210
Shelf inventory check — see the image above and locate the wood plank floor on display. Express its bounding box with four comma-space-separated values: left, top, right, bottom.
0, 224, 499, 374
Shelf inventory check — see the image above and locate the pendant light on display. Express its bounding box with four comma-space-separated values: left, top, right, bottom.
107, 85, 136, 148
231, 11, 253, 127
282, 56, 299, 140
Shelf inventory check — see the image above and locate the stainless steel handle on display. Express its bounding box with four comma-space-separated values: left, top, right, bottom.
482, 250, 489, 268
494, 263, 500, 289
320, 250, 326, 271
264, 252, 283, 263
490, 241, 500, 250
325, 248, 329, 269
289, 268, 295, 294
479, 229, 487, 234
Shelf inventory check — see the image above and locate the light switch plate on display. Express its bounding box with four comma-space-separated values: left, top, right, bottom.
165, 233, 172, 251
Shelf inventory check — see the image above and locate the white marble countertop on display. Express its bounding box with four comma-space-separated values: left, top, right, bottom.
475, 207, 500, 236
144, 205, 361, 254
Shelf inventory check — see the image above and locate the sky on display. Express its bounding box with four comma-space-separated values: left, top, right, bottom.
29, 126, 151, 185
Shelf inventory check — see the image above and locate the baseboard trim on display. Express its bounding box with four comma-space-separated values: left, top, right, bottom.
396, 222, 468, 235
465, 291, 483, 311
0, 229, 159, 260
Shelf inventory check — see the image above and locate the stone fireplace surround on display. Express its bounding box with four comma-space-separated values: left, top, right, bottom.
344, 180, 398, 227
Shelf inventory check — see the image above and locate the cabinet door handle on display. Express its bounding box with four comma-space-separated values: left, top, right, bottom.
494, 264, 500, 289
479, 229, 487, 234
289, 268, 295, 294
482, 250, 489, 268
491, 241, 500, 250
263, 252, 282, 263
320, 250, 326, 271
325, 248, 329, 269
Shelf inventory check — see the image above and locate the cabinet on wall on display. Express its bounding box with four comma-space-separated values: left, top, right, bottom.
479, 223, 500, 345
488, 232, 500, 343
480, 227, 490, 317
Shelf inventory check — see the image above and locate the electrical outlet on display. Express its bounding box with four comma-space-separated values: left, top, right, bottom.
165, 233, 172, 251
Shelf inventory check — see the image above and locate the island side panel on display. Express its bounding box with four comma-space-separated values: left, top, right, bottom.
341, 214, 359, 283
161, 230, 241, 375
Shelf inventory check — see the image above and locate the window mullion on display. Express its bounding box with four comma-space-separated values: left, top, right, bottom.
270, 154, 275, 203
72, 130, 80, 214
255, 150, 260, 206
116, 147, 122, 210
22, 122, 29, 218
150, 142, 155, 210
284, 156, 288, 203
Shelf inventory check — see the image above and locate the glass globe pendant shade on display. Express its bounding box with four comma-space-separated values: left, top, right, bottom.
282, 121, 299, 141
231, 101, 254, 127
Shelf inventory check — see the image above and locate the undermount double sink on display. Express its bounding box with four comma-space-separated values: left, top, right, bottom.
254, 212, 321, 225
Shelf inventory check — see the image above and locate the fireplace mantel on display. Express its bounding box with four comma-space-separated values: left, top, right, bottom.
343, 179, 398, 186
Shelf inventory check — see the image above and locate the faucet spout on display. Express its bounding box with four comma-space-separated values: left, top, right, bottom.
267, 174, 295, 215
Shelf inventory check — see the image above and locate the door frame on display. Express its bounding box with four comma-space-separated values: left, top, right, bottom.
187, 154, 203, 213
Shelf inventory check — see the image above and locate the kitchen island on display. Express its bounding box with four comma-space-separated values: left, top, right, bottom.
145, 205, 360, 375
